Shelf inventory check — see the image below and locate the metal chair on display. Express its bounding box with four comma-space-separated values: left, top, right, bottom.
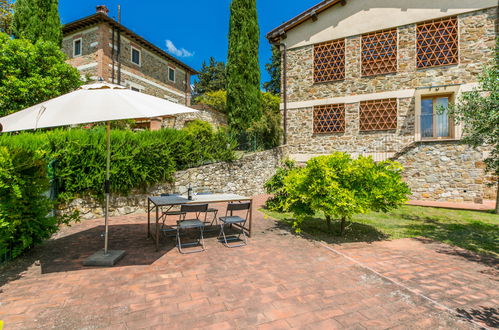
196, 192, 219, 226
218, 202, 251, 248
160, 193, 185, 237
177, 203, 208, 254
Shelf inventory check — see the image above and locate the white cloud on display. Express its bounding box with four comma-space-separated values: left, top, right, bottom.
165, 40, 194, 58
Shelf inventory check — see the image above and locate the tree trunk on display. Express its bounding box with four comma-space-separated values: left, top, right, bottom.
495, 182, 499, 215
325, 215, 332, 233
340, 217, 346, 236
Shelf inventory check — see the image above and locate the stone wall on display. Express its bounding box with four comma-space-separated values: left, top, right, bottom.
394, 141, 497, 203
285, 8, 497, 103
168, 107, 227, 129
62, 23, 191, 105
281, 7, 497, 202
287, 98, 415, 156
61, 148, 286, 220
284, 8, 496, 155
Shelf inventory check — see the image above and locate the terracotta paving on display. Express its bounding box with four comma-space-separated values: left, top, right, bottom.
407, 199, 496, 211
0, 195, 497, 329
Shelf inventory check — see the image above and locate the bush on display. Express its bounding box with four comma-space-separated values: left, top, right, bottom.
0, 147, 56, 260
264, 159, 296, 211
277, 153, 411, 235
247, 92, 282, 150
194, 90, 227, 113
195, 90, 282, 150
0, 124, 237, 202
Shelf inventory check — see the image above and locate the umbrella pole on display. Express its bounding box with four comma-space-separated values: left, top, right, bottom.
104, 121, 111, 255
83, 121, 124, 266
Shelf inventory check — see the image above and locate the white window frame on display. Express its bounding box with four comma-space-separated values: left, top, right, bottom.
168, 67, 175, 82
414, 86, 460, 142
131, 46, 141, 66
73, 38, 82, 57
125, 80, 144, 92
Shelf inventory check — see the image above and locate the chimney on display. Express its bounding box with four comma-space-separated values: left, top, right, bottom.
96, 5, 109, 16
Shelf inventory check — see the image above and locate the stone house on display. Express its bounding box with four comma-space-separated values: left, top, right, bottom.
61, 5, 225, 130
267, 0, 498, 203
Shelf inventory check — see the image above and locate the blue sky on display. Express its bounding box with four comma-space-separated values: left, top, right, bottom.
58, 0, 319, 86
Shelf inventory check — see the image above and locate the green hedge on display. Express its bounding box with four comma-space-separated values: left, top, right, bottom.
0, 120, 236, 202
0, 147, 57, 260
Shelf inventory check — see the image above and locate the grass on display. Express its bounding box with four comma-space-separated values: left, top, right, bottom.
262, 205, 499, 257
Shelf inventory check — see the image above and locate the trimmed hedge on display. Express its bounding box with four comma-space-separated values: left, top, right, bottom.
0, 121, 235, 260
0, 120, 236, 202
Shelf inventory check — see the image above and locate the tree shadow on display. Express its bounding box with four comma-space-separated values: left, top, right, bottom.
0, 223, 178, 288
269, 215, 389, 244
399, 213, 499, 262
0, 219, 248, 290
456, 306, 499, 328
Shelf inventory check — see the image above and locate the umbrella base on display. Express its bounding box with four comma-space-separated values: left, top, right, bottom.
83, 249, 126, 267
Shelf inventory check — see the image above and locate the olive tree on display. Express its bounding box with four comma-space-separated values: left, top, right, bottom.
446, 63, 499, 213
281, 153, 411, 235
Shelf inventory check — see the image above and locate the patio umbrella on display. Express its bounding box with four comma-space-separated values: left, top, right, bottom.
0, 82, 197, 265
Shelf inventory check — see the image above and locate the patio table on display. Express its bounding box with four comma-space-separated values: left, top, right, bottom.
147, 193, 253, 251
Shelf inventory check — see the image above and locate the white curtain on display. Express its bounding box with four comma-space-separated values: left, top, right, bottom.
435, 97, 449, 137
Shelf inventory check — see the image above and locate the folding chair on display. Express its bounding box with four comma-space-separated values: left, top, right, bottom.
196, 192, 219, 226
218, 202, 251, 248
176, 203, 208, 254
160, 193, 185, 237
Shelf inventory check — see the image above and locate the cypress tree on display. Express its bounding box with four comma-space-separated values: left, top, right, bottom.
226, 0, 262, 132
12, 0, 62, 45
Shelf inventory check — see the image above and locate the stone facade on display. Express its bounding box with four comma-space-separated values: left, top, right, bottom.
278, 6, 498, 201
61, 148, 286, 219
395, 142, 497, 203
285, 9, 497, 103
287, 98, 415, 157
168, 106, 227, 129
61, 10, 225, 129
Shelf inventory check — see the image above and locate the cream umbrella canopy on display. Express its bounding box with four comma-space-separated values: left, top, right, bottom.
0, 82, 197, 265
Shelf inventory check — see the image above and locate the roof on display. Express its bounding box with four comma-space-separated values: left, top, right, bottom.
266, 0, 345, 42
63, 13, 198, 74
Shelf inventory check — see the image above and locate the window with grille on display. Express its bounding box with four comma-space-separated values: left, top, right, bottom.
314, 39, 345, 83
416, 16, 458, 68
359, 99, 397, 131
313, 104, 345, 133
361, 29, 397, 76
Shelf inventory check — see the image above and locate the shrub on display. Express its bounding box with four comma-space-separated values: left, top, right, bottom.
195, 90, 282, 150
194, 90, 227, 113
0, 147, 56, 259
264, 159, 296, 211
0, 124, 237, 202
280, 153, 411, 235
247, 92, 282, 150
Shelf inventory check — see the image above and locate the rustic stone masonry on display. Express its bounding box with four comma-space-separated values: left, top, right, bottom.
286, 9, 497, 103
394, 141, 497, 203
168, 108, 227, 129
61, 148, 285, 219
287, 98, 415, 155
60, 9, 231, 129
283, 7, 497, 201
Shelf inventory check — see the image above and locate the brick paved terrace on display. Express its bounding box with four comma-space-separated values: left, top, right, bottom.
0, 195, 497, 329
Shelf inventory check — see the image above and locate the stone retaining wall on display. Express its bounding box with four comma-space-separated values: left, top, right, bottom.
394, 141, 497, 203
62, 147, 286, 220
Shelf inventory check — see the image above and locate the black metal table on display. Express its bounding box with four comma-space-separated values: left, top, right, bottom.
147, 193, 253, 251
